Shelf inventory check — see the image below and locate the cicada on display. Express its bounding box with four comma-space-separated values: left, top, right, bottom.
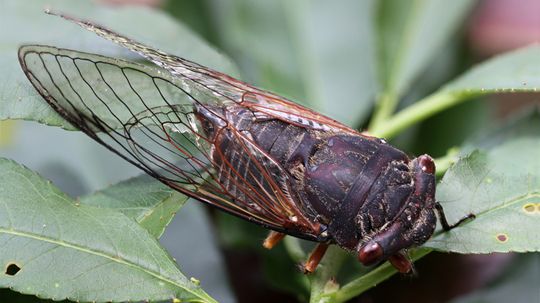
19, 11, 473, 274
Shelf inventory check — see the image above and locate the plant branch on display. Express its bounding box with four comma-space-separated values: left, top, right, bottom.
368, 91, 399, 131
369, 90, 480, 139
309, 246, 347, 303
327, 249, 432, 303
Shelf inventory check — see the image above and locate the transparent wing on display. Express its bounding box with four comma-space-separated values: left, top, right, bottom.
18, 45, 322, 239
50, 11, 366, 137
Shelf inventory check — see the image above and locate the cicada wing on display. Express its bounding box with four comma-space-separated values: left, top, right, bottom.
19, 45, 321, 240
50, 11, 365, 137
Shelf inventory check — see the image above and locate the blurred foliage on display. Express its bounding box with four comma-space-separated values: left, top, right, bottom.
80, 174, 188, 238
451, 253, 539, 303
0, 0, 539, 302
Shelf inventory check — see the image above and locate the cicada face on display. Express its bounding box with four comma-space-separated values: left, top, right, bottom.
356, 155, 437, 272
18, 12, 459, 274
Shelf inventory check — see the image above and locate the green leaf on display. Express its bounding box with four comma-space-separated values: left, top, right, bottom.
426, 138, 540, 253
212, 0, 378, 126
0, 0, 238, 127
210, 0, 307, 103
442, 46, 540, 94
376, 0, 474, 96
462, 109, 540, 152
0, 158, 215, 303
372, 45, 540, 138
285, 0, 378, 126
452, 254, 540, 303
370, 0, 475, 128
80, 175, 188, 238
163, 0, 219, 45
321, 249, 431, 303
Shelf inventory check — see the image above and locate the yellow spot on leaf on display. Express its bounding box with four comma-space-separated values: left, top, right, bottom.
496, 233, 508, 243
0, 120, 17, 147
523, 203, 540, 214
172, 298, 181, 303
190, 277, 201, 286
523, 203, 536, 213
485, 177, 493, 184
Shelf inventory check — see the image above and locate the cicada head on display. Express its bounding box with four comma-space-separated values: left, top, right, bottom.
357, 155, 437, 272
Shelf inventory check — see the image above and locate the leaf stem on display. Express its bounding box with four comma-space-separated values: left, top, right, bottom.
309, 246, 347, 303
368, 92, 399, 131
370, 90, 480, 139
327, 249, 432, 303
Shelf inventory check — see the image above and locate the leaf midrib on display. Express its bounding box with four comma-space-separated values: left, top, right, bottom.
433, 191, 540, 238
475, 191, 540, 218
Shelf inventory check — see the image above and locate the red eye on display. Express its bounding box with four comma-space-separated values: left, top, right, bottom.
358, 242, 383, 266
418, 155, 435, 174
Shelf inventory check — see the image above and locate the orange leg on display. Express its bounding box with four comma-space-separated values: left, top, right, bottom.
303, 243, 329, 273
263, 231, 286, 249
388, 252, 413, 274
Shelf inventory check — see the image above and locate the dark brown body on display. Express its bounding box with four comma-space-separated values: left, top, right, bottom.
19, 12, 474, 274
199, 104, 437, 264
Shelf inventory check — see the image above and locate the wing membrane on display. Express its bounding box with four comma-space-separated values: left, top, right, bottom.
19, 45, 321, 239
51, 11, 365, 137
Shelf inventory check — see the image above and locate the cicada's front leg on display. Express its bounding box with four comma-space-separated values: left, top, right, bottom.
434, 202, 476, 231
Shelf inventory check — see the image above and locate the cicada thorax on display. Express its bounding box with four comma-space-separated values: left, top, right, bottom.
300, 136, 416, 248
304, 133, 439, 262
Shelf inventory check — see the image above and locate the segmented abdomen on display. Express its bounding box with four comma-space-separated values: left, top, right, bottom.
209, 107, 316, 218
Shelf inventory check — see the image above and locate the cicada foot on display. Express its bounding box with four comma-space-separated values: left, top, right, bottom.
302, 243, 329, 274
435, 202, 476, 231
263, 231, 286, 249
388, 252, 415, 275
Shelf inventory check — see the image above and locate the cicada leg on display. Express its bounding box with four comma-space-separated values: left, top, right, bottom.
263, 231, 286, 249
434, 202, 476, 231
388, 251, 414, 274
302, 243, 329, 274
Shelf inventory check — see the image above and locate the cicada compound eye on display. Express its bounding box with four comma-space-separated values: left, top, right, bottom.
418, 155, 435, 175
358, 242, 383, 266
